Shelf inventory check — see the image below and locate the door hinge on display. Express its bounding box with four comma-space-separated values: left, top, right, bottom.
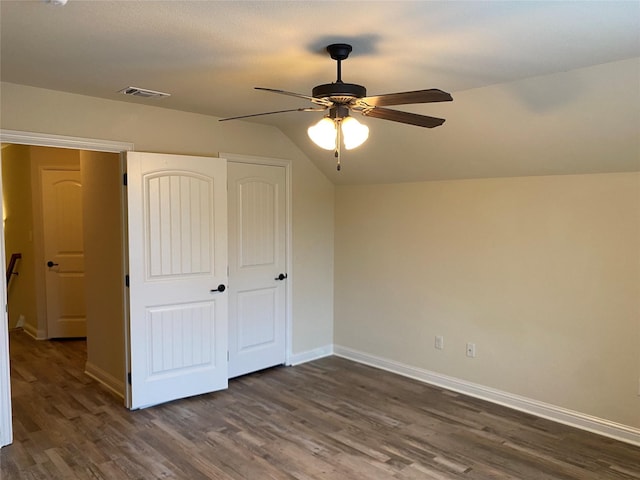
123, 173, 128, 186
127, 372, 132, 385
125, 274, 130, 287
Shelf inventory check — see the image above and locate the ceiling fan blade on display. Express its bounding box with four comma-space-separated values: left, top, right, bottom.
219, 107, 326, 122
361, 107, 446, 128
359, 89, 452, 107
255, 87, 333, 106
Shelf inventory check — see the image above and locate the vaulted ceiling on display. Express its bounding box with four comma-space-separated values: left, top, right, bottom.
1, 1, 639, 184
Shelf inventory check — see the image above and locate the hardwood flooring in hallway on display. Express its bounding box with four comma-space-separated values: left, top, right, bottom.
1, 330, 639, 479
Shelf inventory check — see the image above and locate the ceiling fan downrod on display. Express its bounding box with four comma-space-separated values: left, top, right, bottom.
327, 43, 352, 83
312, 44, 367, 101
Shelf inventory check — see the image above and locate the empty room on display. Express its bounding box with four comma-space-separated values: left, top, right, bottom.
0, 1, 639, 479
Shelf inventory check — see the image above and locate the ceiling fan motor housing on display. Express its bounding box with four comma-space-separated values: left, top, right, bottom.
312, 83, 366, 101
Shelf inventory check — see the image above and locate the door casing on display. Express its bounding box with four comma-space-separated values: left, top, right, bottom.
0, 153, 10, 448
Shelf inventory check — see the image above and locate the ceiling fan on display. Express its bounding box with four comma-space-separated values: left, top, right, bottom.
220, 43, 453, 170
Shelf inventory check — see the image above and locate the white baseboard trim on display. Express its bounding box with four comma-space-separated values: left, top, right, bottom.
85, 362, 125, 400
333, 345, 640, 447
288, 344, 334, 366
22, 324, 45, 340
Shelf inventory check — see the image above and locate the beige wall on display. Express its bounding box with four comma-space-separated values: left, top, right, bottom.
81, 151, 125, 394
1, 144, 37, 329
1, 82, 335, 355
334, 172, 640, 428
291, 160, 335, 353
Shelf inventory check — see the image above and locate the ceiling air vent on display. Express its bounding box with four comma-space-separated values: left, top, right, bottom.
119, 86, 171, 99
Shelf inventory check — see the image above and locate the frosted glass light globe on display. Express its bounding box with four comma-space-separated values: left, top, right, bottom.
307, 117, 337, 150
341, 117, 369, 150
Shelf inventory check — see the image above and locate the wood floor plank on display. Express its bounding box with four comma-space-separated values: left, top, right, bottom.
2, 330, 639, 479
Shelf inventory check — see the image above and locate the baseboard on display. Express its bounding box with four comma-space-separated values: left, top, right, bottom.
22, 324, 45, 340
333, 345, 640, 447
84, 362, 125, 400
288, 344, 334, 366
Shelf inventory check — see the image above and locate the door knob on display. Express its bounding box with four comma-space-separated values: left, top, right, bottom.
47, 261, 59, 268
210, 284, 226, 293
275, 273, 288, 281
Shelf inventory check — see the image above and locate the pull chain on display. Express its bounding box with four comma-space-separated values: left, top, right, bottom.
334, 119, 342, 171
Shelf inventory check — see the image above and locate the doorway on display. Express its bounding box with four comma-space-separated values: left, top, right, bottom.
2, 144, 126, 391
0, 131, 132, 448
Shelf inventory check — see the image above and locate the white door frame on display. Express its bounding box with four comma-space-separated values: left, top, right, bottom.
0, 129, 133, 447
220, 152, 293, 367
0, 151, 11, 448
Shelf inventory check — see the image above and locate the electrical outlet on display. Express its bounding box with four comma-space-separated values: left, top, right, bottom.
466, 342, 476, 358
435, 335, 444, 350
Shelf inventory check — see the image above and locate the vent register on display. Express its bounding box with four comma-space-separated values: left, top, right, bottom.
119, 87, 171, 99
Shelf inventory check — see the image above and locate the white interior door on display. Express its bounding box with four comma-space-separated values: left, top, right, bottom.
41, 169, 87, 338
228, 162, 287, 378
127, 152, 228, 409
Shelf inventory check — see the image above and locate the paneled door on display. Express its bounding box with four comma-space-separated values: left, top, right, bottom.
228, 162, 287, 378
126, 152, 228, 409
41, 169, 87, 338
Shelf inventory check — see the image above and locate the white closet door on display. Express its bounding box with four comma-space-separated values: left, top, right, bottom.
127, 152, 228, 409
228, 162, 287, 378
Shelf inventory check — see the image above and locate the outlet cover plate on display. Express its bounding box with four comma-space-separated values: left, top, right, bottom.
466, 342, 476, 358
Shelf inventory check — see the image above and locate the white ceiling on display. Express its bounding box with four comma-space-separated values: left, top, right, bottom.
1, 1, 639, 184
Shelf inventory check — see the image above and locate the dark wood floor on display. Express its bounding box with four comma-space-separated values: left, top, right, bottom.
1, 331, 639, 479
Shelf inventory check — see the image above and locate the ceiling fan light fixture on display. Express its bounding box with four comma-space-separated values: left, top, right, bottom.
308, 117, 337, 150
341, 116, 369, 150
221, 42, 452, 171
